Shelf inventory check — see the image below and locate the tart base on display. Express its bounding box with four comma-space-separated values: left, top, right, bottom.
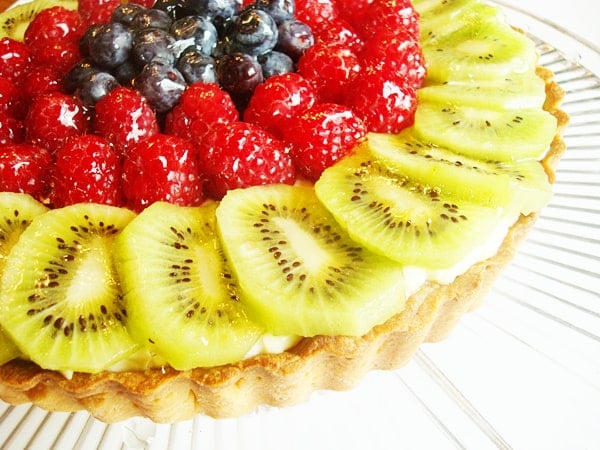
0, 69, 567, 425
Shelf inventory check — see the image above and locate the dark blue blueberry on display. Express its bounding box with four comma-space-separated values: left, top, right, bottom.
88, 22, 133, 69
111, 3, 146, 25
134, 60, 186, 112
216, 52, 263, 109
112, 60, 140, 87
64, 58, 99, 93
152, 0, 197, 21
276, 20, 313, 61
131, 28, 177, 67
79, 24, 102, 58
230, 8, 278, 56
130, 8, 173, 31
76, 71, 119, 107
170, 15, 218, 57
194, 0, 239, 23
176, 47, 217, 84
257, 50, 293, 78
256, 0, 295, 25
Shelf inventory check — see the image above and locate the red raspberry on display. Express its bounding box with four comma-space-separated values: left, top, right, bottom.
244, 73, 316, 139
283, 103, 366, 181
78, 0, 121, 25
361, 27, 425, 90
50, 135, 122, 208
295, 0, 338, 30
25, 92, 88, 153
30, 39, 82, 75
22, 67, 64, 101
311, 17, 364, 53
356, 0, 420, 41
334, 0, 374, 31
122, 133, 205, 212
0, 111, 24, 145
0, 77, 27, 119
197, 121, 296, 200
297, 43, 361, 104
0, 143, 52, 199
0, 38, 31, 84
345, 70, 417, 133
164, 83, 238, 141
24, 6, 84, 46
94, 87, 159, 156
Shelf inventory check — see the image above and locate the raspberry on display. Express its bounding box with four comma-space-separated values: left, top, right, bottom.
243, 73, 316, 139
0, 111, 24, 145
297, 42, 361, 104
311, 17, 364, 53
283, 103, 366, 181
345, 70, 417, 133
0, 143, 52, 199
334, 0, 373, 31
24, 6, 84, 46
24, 92, 88, 153
361, 27, 425, 90
30, 39, 82, 75
0, 38, 31, 84
122, 133, 205, 212
197, 121, 296, 199
356, 0, 420, 41
94, 87, 159, 155
50, 135, 122, 208
164, 83, 238, 141
78, 0, 121, 25
0, 77, 27, 119
22, 67, 64, 101
295, 0, 337, 30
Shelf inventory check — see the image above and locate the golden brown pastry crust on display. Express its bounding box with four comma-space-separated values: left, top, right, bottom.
0, 64, 567, 425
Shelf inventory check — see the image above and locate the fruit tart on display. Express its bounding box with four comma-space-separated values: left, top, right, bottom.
0, 0, 567, 423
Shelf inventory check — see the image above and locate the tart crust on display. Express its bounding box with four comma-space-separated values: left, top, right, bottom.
0, 59, 567, 424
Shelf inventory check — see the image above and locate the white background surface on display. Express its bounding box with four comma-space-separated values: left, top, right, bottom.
499, 0, 600, 46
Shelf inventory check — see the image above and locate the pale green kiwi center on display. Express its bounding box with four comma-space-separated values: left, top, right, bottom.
194, 244, 223, 299
65, 238, 116, 305
372, 177, 431, 222
272, 216, 329, 273
456, 39, 492, 55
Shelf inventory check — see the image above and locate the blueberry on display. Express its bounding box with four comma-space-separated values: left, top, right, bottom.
152, 0, 197, 20
230, 8, 278, 56
88, 22, 133, 69
195, 0, 240, 23
64, 58, 99, 93
216, 52, 264, 108
111, 3, 146, 25
276, 20, 313, 61
77, 71, 119, 107
131, 28, 176, 67
170, 15, 218, 56
130, 8, 173, 31
79, 24, 102, 57
112, 60, 140, 87
257, 50, 293, 78
256, 0, 295, 25
176, 47, 217, 84
134, 60, 186, 112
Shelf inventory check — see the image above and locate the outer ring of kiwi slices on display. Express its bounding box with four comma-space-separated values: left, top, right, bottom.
0, 68, 567, 423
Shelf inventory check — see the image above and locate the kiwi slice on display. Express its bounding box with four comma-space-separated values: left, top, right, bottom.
423, 20, 537, 83
418, 0, 502, 45
314, 149, 503, 269
216, 184, 407, 337
366, 130, 552, 215
417, 72, 548, 110
115, 201, 263, 370
0, 193, 48, 365
0, 0, 78, 41
0, 203, 138, 373
413, 100, 558, 162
